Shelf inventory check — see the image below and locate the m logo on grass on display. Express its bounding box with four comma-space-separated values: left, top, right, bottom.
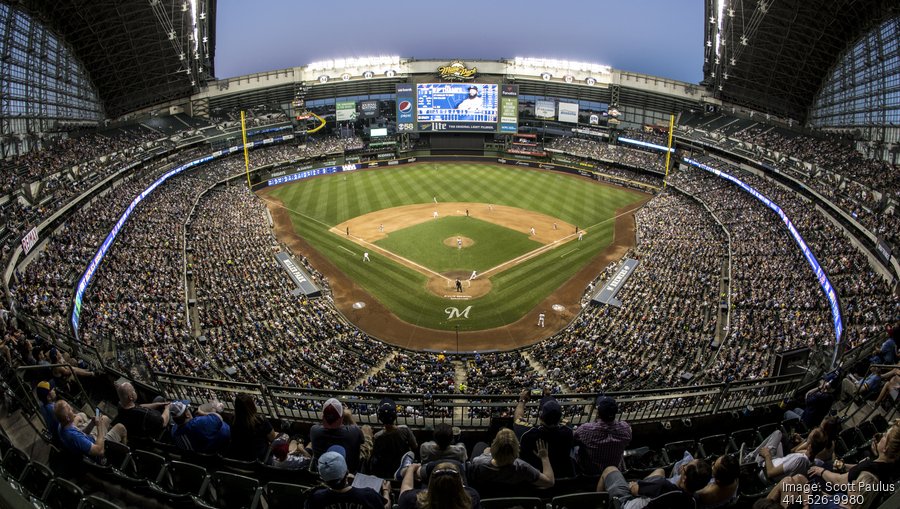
445, 306, 472, 320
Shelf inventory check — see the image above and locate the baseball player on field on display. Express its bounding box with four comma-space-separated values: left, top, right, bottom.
538, 312, 545, 327
469, 270, 477, 280
363, 252, 370, 262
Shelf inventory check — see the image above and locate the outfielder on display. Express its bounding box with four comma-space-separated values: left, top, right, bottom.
363, 252, 370, 262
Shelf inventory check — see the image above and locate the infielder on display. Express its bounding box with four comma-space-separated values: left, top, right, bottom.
529, 227, 536, 236
363, 252, 370, 262
538, 312, 545, 327
433, 211, 439, 219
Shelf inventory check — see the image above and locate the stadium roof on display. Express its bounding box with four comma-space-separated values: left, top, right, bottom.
14, 0, 216, 118
703, 0, 899, 122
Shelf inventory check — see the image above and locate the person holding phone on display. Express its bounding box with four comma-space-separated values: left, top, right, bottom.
54, 400, 127, 462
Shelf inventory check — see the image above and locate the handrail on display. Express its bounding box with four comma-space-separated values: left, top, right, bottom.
150, 370, 806, 429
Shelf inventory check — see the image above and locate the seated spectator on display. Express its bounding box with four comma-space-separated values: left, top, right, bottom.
169, 401, 230, 454
305, 447, 390, 509
574, 395, 632, 475
784, 379, 836, 430
398, 462, 480, 509
514, 391, 574, 478
599, 458, 711, 509
870, 329, 897, 365
746, 428, 827, 482
420, 423, 467, 464
669, 452, 739, 508
269, 434, 311, 470
469, 428, 555, 489
789, 415, 839, 463
370, 397, 418, 479
310, 398, 366, 473
35, 381, 60, 443
871, 367, 900, 408
112, 382, 169, 443
228, 393, 276, 461
807, 420, 900, 487
54, 400, 127, 462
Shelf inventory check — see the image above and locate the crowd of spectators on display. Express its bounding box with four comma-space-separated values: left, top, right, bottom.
546, 137, 666, 172
6, 122, 895, 408
1, 126, 163, 194
251, 136, 366, 168
10, 154, 196, 337
668, 164, 835, 382
189, 183, 392, 388
682, 157, 897, 353
529, 190, 727, 391
679, 116, 900, 251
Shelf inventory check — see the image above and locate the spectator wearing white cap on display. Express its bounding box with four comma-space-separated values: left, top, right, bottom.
169, 400, 230, 454
305, 446, 390, 509
310, 398, 366, 473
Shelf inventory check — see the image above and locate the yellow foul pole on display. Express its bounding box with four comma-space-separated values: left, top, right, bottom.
663, 114, 675, 188
241, 110, 251, 188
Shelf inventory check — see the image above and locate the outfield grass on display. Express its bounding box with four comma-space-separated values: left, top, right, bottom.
374, 216, 542, 273
266, 162, 643, 331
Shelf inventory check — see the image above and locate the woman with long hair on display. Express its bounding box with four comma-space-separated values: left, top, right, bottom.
398, 461, 481, 509
228, 393, 276, 461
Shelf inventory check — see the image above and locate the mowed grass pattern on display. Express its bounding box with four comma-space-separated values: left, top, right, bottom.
375, 216, 542, 273
266, 163, 642, 331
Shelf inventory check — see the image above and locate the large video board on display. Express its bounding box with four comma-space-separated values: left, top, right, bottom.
417, 83, 498, 132
396, 83, 518, 133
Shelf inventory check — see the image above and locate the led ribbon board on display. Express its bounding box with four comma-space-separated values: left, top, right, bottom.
618, 137, 675, 153
71, 136, 292, 336
683, 157, 843, 342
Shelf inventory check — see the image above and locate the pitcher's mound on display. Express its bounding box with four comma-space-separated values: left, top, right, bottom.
427, 270, 492, 299
443, 236, 475, 249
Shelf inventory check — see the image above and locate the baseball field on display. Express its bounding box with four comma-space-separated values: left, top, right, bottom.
261, 162, 647, 346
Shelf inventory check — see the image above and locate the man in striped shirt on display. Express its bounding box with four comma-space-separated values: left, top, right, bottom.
574, 396, 632, 475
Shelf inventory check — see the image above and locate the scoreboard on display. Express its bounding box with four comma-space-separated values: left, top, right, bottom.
397, 83, 518, 133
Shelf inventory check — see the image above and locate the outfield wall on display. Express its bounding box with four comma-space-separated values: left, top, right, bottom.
252, 155, 662, 193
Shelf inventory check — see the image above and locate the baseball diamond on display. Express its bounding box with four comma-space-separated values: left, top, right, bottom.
262, 162, 647, 350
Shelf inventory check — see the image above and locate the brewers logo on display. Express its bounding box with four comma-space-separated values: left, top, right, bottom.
438, 60, 477, 81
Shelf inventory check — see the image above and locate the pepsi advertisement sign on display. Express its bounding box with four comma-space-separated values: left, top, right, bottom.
396, 84, 415, 132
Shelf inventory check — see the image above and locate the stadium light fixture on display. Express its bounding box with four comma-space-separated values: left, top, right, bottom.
512, 57, 610, 75
307, 56, 400, 72
715, 0, 727, 57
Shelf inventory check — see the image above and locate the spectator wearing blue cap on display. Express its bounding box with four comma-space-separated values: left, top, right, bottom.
514, 390, 575, 477
306, 446, 391, 509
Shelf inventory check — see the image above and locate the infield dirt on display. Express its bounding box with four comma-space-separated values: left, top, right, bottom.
329, 203, 578, 298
